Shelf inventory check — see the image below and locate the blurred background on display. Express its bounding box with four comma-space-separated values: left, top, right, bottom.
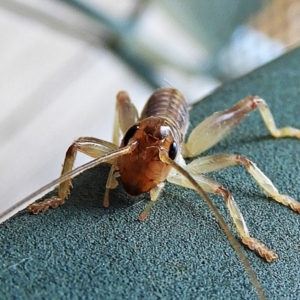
1, 0, 299, 220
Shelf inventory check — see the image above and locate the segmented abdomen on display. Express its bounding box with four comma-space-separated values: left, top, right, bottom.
140, 88, 189, 142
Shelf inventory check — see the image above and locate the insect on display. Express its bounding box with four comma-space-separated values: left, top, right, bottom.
2, 87, 300, 299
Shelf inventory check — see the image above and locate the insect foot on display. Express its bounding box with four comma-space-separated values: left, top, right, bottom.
28, 196, 65, 214
272, 194, 300, 214
242, 237, 278, 263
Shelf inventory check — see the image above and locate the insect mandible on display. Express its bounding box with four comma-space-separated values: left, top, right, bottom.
2, 87, 300, 299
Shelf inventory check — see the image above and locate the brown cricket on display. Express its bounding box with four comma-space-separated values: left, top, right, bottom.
3, 87, 300, 299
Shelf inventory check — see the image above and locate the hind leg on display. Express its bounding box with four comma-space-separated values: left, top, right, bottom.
183, 96, 300, 158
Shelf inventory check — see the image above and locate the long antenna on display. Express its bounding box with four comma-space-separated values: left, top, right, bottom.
0, 142, 137, 223
159, 151, 266, 300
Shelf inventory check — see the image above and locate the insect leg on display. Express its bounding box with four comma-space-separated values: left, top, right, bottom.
138, 183, 165, 221
183, 96, 300, 158
186, 154, 300, 213
102, 91, 139, 206
113, 91, 139, 145
103, 165, 119, 207
161, 152, 266, 299
167, 171, 278, 262
28, 137, 118, 214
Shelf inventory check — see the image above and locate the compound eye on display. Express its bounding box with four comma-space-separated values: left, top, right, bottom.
123, 124, 139, 146
168, 141, 178, 160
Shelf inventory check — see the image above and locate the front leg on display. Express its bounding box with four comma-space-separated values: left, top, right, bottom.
103, 90, 139, 205
28, 137, 118, 214
138, 183, 165, 221
183, 96, 300, 158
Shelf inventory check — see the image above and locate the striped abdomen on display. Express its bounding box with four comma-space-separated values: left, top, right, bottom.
140, 88, 189, 143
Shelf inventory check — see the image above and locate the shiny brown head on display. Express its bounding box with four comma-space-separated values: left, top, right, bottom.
117, 117, 178, 196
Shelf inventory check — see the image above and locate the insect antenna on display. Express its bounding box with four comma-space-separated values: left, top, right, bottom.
0, 142, 137, 223
159, 150, 266, 300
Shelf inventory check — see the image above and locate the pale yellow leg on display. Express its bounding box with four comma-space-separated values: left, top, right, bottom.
186, 153, 300, 213
138, 183, 165, 221
183, 96, 300, 158
257, 98, 300, 139
102, 91, 140, 205
113, 91, 139, 145
28, 137, 118, 214
103, 165, 120, 207
167, 171, 278, 262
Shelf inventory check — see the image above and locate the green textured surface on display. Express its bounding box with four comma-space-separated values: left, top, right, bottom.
1, 48, 300, 300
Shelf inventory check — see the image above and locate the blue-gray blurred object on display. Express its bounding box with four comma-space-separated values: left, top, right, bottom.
158, 0, 263, 55
2, 0, 297, 85
58, 0, 296, 82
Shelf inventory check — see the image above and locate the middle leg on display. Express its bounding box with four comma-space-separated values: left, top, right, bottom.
186, 153, 300, 213
167, 171, 278, 262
